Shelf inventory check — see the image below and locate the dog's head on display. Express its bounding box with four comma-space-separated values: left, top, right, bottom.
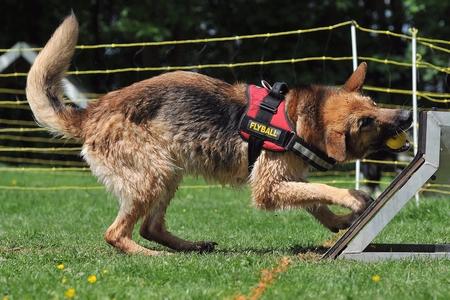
291, 62, 412, 162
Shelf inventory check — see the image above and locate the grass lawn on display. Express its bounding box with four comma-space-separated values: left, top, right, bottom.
0, 170, 449, 299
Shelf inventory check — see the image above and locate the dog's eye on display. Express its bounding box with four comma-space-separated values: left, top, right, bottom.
359, 117, 374, 128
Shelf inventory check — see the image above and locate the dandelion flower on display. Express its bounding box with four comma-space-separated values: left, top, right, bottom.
64, 288, 75, 298
3, 295, 10, 300
87, 274, 97, 284
57, 263, 65, 270
371, 274, 381, 283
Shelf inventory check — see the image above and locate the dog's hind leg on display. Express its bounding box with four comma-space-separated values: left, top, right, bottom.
139, 177, 217, 253
97, 164, 170, 256
104, 204, 163, 256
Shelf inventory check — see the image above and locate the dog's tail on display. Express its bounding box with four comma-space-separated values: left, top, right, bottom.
26, 14, 84, 139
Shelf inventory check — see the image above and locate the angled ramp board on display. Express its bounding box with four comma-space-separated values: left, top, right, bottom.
323, 110, 450, 261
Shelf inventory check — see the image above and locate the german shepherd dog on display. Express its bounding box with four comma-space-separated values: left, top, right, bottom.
26, 15, 412, 255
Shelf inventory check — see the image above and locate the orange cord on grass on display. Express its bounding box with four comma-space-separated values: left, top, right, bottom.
234, 256, 291, 300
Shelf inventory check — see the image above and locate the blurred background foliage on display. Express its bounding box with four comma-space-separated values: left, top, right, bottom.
0, 0, 448, 164
0, 0, 449, 104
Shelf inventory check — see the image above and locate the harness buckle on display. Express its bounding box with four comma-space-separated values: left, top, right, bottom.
285, 131, 297, 148
259, 102, 278, 114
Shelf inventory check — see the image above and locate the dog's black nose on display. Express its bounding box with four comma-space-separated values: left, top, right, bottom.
397, 110, 413, 129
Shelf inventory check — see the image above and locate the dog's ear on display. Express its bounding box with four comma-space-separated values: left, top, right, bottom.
325, 129, 346, 162
342, 62, 367, 92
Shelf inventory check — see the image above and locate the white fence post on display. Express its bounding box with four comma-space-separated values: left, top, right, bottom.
351, 23, 360, 190
411, 28, 420, 205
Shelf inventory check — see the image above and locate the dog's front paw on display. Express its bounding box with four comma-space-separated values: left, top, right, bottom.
347, 189, 374, 213
328, 217, 353, 233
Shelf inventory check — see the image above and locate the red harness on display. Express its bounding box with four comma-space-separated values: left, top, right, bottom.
239, 82, 336, 172
239, 84, 294, 152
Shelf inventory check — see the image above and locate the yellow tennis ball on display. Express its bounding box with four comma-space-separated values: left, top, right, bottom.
386, 132, 407, 150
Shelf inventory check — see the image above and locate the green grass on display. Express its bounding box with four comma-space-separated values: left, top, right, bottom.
0, 171, 449, 299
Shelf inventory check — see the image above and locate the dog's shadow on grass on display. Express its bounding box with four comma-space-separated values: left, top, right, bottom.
214, 245, 328, 256
290, 245, 328, 255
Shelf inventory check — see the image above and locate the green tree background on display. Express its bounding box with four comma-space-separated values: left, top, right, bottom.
1, 0, 448, 99
0, 0, 448, 163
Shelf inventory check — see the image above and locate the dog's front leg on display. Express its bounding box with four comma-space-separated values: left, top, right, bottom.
255, 181, 372, 214
305, 204, 354, 232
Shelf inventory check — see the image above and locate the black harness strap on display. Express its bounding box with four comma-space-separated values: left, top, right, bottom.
247, 136, 264, 173
289, 136, 336, 171
247, 82, 288, 173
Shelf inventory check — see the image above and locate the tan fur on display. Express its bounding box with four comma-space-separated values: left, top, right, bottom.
26, 16, 411, 255
26, 14, 84, 139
